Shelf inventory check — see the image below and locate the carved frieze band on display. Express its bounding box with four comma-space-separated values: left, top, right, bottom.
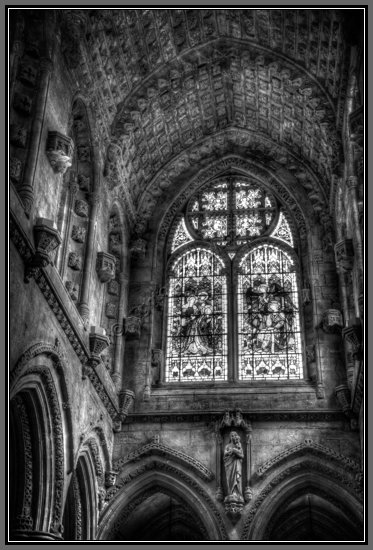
9, 212, 119, 421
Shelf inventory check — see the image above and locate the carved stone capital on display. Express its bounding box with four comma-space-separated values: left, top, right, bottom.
46, 131, 74, 174
96, 252, 116, 283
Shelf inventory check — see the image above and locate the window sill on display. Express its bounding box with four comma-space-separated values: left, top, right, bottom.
152, 378, 315, 394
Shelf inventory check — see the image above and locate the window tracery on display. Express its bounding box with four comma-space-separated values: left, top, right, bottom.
165, 176, 304, 383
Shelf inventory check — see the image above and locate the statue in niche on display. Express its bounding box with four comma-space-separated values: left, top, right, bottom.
224, 431, 244, 500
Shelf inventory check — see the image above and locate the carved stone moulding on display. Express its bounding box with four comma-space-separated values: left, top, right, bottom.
46, 131, 74, 174
25, 218, 62, 282
89, 326, 110, 368
321, 309, 343, 334
96, 251, 116, 283
334, 239, 354, 272
124, 315, 141, 340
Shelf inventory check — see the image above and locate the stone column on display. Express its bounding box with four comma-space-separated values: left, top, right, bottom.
78, 145, 100, 325
9, 10, 24, 104
111, 273, 129, 391
19, 57, 53, 216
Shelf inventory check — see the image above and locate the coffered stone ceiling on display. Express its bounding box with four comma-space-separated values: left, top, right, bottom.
61, 9, 349, 231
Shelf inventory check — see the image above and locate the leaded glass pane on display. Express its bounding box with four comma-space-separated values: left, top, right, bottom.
238, 244, 303, 380
171, 217, 194, 253
270, 211, 294, 247
166, 248, 228, 382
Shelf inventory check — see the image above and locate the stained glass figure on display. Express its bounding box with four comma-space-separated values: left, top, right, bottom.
166, 248, 227, 382
270, 211, 294, 247
170, 217, 194, 253
238, 244, 303, 380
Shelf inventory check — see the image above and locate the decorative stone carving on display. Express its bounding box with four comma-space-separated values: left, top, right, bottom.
124, 315, 141, 340
342, 323, 362, 357
96, 251, 116, 283
104, 142, 122, 188
67, 252, 82, 271
109, 233, 121, 254
78, 173, 90, 191
321, 309, 343, 333
46, 131, 74, 174
306, 344, 316, 381
18, 60, 38, 86
10, 124, 27, 147
88, 326, 110, 368
10, 157, 23, 183
335, 239, 354, 272
102, 354, 112, 372
151, 348, 163, 368
105, 302, 117, 319
65, 280, 79, 301
74, 199, 89, 218
335, 384, 351, 417
77, 145, 91, 162
107, 279, 120, 296
129, 237, 147, 260
13, 92, 32, 114
105, 470, 117, 488
301, 286, 311, 305
24, 219, 62, 283
71, 225, 86, 243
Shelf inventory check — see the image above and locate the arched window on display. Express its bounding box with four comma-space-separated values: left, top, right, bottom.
165, 176, 304, 383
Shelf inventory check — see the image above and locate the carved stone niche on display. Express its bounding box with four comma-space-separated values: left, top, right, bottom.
215, 410, 252, 522
334, 239, 354, 272
25, 218, 62, 282
321, 309, 343, 334
88, 326, 110, 368
96, 252, 116, 283
124, 316, 142, 340
46, 131, 74, 174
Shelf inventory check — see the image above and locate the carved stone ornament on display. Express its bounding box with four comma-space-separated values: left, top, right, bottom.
107, 279, 120, 296
24, 218, 62, 283
129, 237, 147, 260
124, 315, 141, 340
65, 280, 79, 301
335, 384, 352, 417
334, 239, 354, 272
151, 348, 164, 368
71, 224, 86, 243
77, 145, 91, 162
321, 309, 343, 333
13, 92, 32, 114
46, 131, 74, 174
68, 252, 82, 271
10, 157, 23, 183
105, 470, 118, 488
74, 199, 89, 218
113, 389, 135, 432
301, 287, 311, 305
18, 60, 38, 86
342, 323, 362, 356
105, 301, 118, 319
78, 173, 90, 191
88, 326, 110, 367
109, 232, 122, 254
96, 251, 116, 283
10, 123, 27, 148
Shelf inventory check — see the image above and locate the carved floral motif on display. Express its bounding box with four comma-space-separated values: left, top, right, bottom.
68, 252, 82, 271
71, 225, 86, 243
46, 131, 74, 174
74, 199, 89, 218
96, 252, 116, 283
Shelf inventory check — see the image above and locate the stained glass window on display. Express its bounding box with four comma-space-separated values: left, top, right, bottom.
170, 217, 194, 253
238, 244, 303, 380
270, 211, 294, 247
165, 248, 228, 382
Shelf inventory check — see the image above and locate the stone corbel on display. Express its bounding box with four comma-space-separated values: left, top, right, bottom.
113, 389, 135, 432
96, 251, 116, 283
86, 326, 110, 372
46, 131, 74, 174
24, 218, 61, 283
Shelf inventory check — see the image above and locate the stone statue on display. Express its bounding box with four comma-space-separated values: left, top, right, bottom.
224, 431, 244, 499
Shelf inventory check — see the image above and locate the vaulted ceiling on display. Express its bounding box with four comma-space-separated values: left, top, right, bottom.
59, 9, 356, 233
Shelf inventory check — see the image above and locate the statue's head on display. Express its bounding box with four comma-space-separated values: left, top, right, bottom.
230, 431, 240, 444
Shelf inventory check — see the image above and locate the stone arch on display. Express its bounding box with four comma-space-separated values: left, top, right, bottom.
98, 458, 228, 541
241, 451, 363, 541
10, 363, 69, 540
